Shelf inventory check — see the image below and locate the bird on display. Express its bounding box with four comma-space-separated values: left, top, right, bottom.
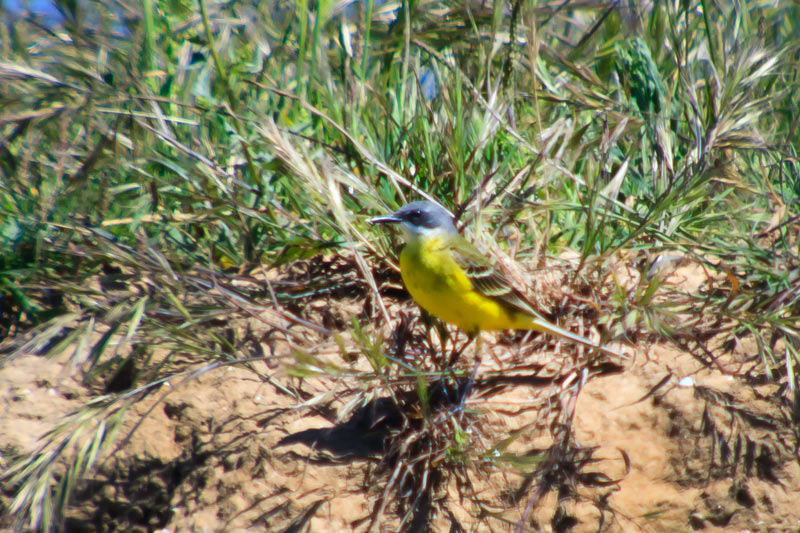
369, 200, 623, 359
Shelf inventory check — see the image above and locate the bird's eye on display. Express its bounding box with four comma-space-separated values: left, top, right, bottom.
412, 209, 422, 219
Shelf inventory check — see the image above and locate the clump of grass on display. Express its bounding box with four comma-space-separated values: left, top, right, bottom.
280, 292, 627, 531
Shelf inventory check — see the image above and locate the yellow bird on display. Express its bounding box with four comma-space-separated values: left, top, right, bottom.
370, 200, 623, 358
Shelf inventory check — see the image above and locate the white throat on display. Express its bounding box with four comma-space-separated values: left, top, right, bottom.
400, 222, 451, 242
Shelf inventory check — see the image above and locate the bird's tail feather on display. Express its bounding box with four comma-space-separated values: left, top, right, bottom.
525, 316, 627, 359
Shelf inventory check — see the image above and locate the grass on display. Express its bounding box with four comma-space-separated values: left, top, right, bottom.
1, 0, 799, 530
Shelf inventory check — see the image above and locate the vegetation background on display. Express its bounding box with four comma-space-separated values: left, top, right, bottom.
1, 0, 799, 531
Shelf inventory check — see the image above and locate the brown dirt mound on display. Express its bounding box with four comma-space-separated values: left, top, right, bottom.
2, 334, 799, 531
2, 265, 799, 531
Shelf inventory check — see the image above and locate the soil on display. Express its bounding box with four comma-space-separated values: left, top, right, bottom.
1, 263, 799, 532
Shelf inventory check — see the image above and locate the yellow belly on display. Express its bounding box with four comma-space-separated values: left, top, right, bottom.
399, 237, 522, 335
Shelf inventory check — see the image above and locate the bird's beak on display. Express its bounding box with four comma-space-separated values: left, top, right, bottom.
368, 214, 402, 225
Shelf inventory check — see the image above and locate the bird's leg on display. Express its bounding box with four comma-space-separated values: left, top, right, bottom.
447, 333, 475, 367
457, 334, 482, 418
472, 333, 483, 378
425, 312, 454, 369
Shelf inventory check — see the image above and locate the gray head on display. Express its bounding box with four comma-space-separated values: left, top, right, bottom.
369, 200, 456, 238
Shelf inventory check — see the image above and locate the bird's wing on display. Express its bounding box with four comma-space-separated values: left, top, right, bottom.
441, 234, 627, 359
443, 235, 545, 319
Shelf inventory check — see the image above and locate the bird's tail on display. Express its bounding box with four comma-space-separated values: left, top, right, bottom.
523, 315, 627, 359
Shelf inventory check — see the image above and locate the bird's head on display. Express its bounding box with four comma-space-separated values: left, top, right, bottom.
369, 200, 456, 240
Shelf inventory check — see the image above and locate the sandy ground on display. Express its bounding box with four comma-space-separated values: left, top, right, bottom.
2, 264, 799, 532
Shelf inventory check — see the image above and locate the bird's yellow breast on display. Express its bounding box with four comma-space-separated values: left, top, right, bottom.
399, 235, 522, 335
